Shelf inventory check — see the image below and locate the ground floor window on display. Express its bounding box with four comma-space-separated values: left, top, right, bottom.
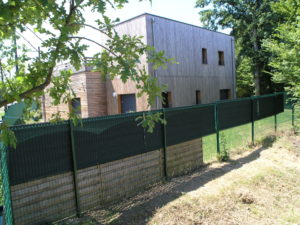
196, 90, 201, 104
118, 94, 136, 113
220, 89, 230, 100
162, 92, 172, 108
70, 98, 81, 116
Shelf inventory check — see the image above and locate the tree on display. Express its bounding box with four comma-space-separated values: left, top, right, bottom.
195, 0, 284, 96
263, 0, 300, 103
0, 0, 175, 146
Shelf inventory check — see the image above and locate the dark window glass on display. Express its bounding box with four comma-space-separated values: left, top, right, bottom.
70, 98, 81, 116
218, 51, 225, 65
196, 90, 201, 104
162, 92, 172, 108
220, 89, 230, 100
119, 94, 136, 113
202, 48, 208, 64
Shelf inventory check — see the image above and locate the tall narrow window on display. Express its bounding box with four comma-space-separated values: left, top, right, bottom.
202, 48, 208, 64
70, 98, 81, 116
218, 51, 225, 65
196, 90, 201, 104
162, 92, 172, 108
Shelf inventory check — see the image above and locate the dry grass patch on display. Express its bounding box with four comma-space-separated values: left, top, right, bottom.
59, 131, 300, 225
149, 133, 300, 225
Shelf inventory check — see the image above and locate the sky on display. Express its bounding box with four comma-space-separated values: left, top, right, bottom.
18, 0, 231, 57
105, 0, 202, 27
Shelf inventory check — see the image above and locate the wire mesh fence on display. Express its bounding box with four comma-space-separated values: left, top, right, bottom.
202, 94, 296, 163
0, 92, 297, 225
0, 143, 13, 225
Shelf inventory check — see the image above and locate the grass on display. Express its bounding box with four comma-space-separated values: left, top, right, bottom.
202, 108, 295, 162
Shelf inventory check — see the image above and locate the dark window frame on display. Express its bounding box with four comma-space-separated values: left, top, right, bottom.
70, 98, 81, 116
202, 48, 208, 64
162, 92, 172, 108
220, 89, 230, 100
196, 90, 201, 104
118, 93, 137, 114
218, 51, 225, 66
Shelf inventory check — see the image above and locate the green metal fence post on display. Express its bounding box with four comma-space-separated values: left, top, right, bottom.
161, 108, 168, 180
292, 104, 295, 127
251, 97, 255, 145
274, 93, 278, 133
214, 102, 220, 154
69, 121, 81, 217
0, 142, 14, 225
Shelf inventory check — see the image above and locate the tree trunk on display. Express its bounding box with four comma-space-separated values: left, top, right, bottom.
252, 26, 261, 96
254, 64, 260, 96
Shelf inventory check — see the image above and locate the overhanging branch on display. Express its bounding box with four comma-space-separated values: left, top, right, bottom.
69, 36, 118, 57
70, 23, 109, 37
0, 0, 85, 108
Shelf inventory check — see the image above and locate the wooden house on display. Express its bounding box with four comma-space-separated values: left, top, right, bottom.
42, 13, 236, 121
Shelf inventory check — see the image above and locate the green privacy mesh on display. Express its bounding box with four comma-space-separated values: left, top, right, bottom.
1, 143, 13, 225
165, 104, 215, 146
253, 95, 276, 120
218, 98, 252, 130
74, 112, 146, 169
5, 93, 285, 187
8, 122, 73, 185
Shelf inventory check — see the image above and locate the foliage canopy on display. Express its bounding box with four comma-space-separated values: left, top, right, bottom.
0, 0, 175, 146
196, 0, 284, 96
263, 0, 300, 103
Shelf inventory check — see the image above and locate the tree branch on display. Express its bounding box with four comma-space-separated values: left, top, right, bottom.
0, 0, 84, 108
69, 36, 118, 57
70, 23, 109, 36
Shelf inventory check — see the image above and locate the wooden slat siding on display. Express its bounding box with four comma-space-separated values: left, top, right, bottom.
43, 71, 108, 121
10, 172, 76, 225
43, 72, 89, 121
100, 151, 159, 174
99, 149, 162, 203
11, 171, 74, 199
12, 182, 74, 209
104, 15, 151, 115
106, 78, 150, 115
85, 72, 107, 117
13, 191, 75, 218
144, 14, 235, 107
75, 149, 162, 211
166, 138, 203, 177
15, 204, 76, 225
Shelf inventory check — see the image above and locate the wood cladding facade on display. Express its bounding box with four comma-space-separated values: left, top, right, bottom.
104, 14, 236, 112
144, 14, 236, 107
43, 13, 236, 120
43, 72, 107, 121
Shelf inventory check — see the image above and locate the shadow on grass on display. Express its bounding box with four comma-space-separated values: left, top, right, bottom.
260, 135, 277, 148
60, 138, 275, 225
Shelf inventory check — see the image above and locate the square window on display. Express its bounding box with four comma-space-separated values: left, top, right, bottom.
220, 89, 230, 100
118, 94, 136, 113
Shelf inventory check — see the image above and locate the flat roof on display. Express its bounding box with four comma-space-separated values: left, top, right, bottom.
114, 13, 233, 37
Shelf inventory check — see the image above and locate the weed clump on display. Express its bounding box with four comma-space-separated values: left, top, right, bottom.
217, 133, 230, 162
